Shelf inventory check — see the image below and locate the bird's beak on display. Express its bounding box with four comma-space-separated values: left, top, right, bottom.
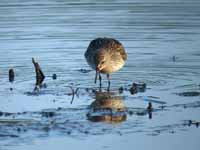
97, 64, 104, 72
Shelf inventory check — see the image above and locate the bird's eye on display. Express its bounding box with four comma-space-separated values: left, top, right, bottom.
101, 61, 105, 64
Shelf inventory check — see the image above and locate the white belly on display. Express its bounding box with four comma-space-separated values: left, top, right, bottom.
101, 60, 125, 74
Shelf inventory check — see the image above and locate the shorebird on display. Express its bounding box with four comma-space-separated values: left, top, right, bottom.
84, 37, 127, 90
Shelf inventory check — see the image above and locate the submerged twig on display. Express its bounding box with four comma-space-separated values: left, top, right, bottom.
66, 86, 75, 104
67, 87, 87, 104
32, 58, 45, 91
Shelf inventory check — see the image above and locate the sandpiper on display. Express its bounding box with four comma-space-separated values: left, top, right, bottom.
84, 37, 127, 90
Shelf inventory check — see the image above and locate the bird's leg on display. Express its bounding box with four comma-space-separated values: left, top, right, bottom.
99, 73, 102, 89
107, 74, 110, 91
94, 70, 98, 84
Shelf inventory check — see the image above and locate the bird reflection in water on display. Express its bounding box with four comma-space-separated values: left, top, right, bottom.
87, 91, 127, 123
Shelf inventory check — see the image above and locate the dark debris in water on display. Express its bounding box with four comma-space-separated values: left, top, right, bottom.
118, 86, 124, 93
9, 68, 15, 83
77, 69, 92, 73
0, 102, 199, 141
32, 58, 45, 91
52, 73, 57, 80
177, 91, 200, 97
0, 134, 19, 138
1, 79, 199, 142
0, 111, 15, 117
147, 121, 197, 136
41, 111, 56, 118
127, 102, 159, 120
183, 120, 200, 128
170, 101, 200, 109
129, 82, 146, 95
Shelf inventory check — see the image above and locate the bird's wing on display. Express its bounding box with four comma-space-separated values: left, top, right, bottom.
109, 39, 127, 61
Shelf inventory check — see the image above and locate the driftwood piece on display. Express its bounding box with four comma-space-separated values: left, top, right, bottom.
32, 58, 45, 89
9, 68, 15, 83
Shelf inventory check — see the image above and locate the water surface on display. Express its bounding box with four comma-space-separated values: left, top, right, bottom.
0, 0, 200, 150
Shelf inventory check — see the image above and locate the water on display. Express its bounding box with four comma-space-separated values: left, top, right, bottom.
0, 0, 200, 149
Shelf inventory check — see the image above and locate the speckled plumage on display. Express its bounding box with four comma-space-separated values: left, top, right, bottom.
84, 37, 127, 90
85, 37, 127, 72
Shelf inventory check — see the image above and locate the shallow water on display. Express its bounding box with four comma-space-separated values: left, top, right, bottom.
0, 0, 200, 150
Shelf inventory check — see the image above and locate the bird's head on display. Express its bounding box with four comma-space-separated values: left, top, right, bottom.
95, 49, 110, 72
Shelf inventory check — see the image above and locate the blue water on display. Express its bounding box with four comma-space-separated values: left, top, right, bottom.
0, 0, 200, 150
